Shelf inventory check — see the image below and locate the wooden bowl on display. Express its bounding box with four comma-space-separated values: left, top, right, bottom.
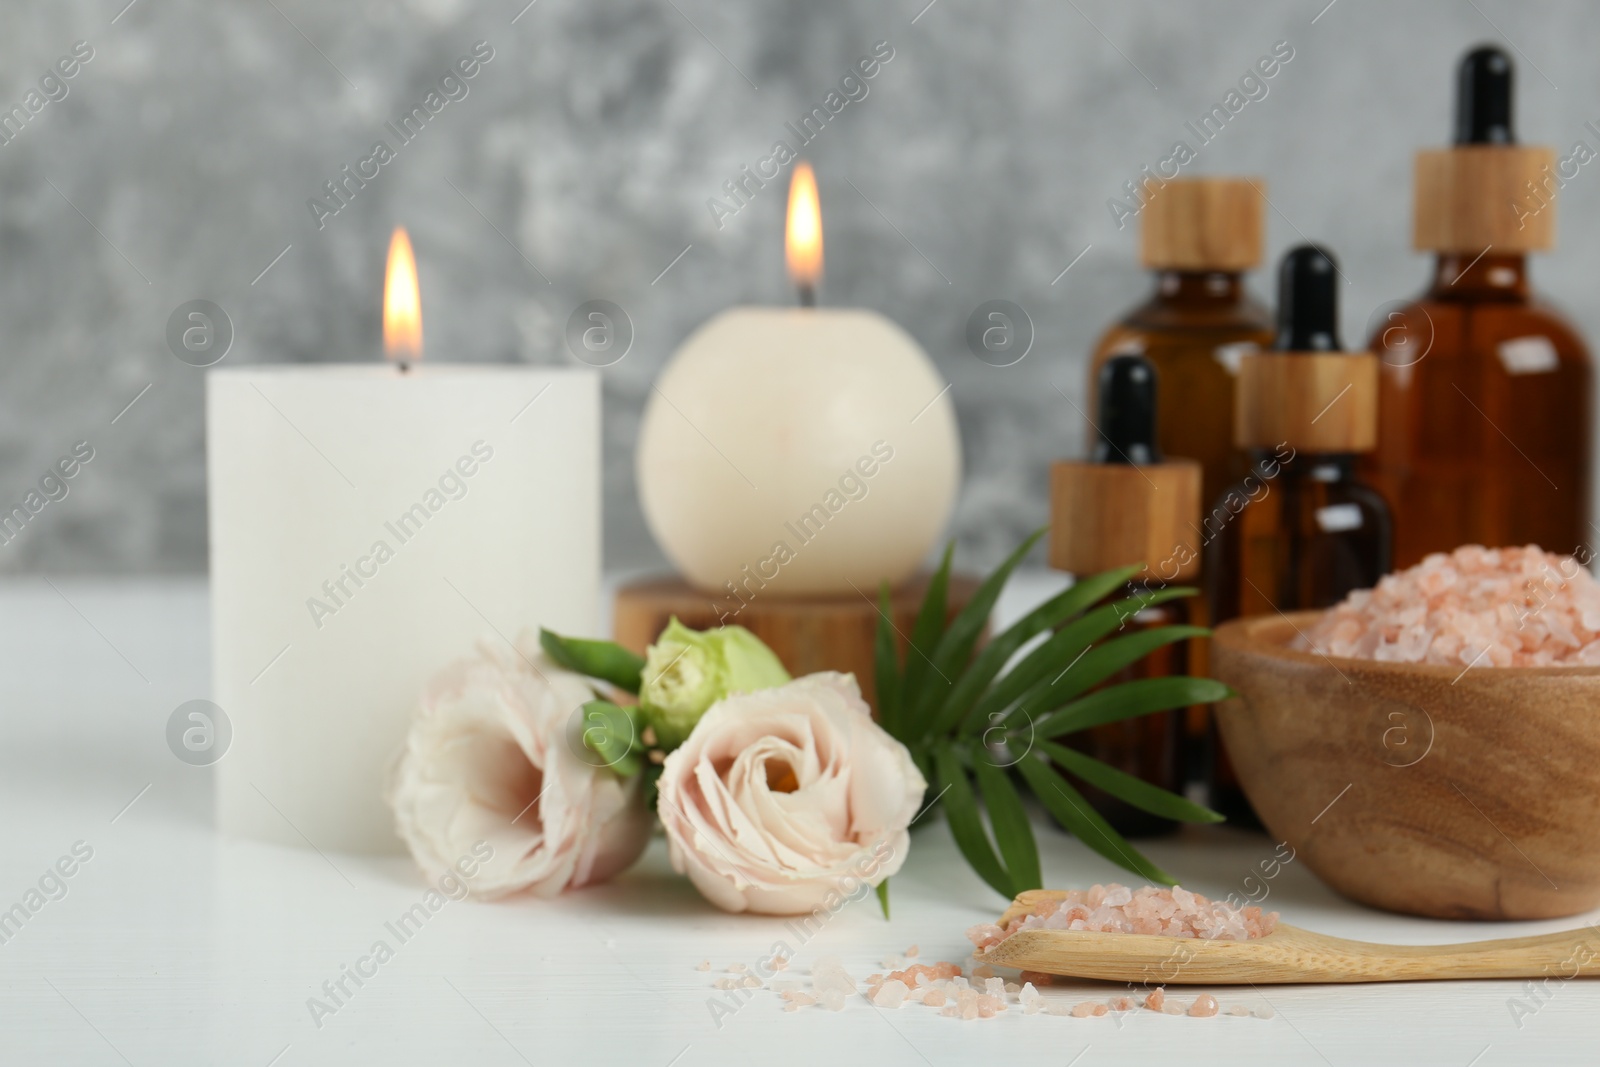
1212, 613, 1600, 920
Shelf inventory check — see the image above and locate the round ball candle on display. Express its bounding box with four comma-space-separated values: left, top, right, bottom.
636, 164, 960, 596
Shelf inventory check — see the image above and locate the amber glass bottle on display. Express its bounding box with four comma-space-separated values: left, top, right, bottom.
1206, 245, 1393, 824
1051, 355, 1199, 837
1088, 178, 1275, 802
1089, 178, 1275, 513
1361, 47, 1591, 567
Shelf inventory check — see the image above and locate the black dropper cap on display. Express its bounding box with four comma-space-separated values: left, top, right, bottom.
1273, 244, 1341, 352
1455, 45, 1514, 145
1091, 353, 1161, 465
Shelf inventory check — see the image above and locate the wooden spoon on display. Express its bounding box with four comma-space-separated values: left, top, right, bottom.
975, 890, 1600, 984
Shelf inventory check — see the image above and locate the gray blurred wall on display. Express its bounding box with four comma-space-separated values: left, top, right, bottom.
1, 0, 1596, 575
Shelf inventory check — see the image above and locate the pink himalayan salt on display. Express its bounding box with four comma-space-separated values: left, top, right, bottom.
924, 989, 948, 1007
810, 957, 855, 998
967, 883, 1277, 951
1228, 1005, 1251, 1017
1070, 1001, 1102, 1018
1146, 987, 1165, 1011
1189, 994, 1219, 1018
1301, 544, 1600, 667
868, 962, 962, 1003
695, 960, 711, 971
1108, 996, 1136, 1012
906, 944, 920, 958
871, 980, 911, 1008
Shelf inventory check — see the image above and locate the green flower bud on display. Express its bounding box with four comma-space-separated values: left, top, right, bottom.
639, 618, 790, 748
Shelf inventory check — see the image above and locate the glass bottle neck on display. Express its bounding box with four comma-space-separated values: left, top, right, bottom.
1151, 270, 1246, 306
1250, 448, 1354, 482
1427, 253, 1529, 301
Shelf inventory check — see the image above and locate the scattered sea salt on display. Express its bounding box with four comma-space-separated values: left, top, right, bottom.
871, 980, 910, 1008
1020, 982, 1043, 1014
811, 957, 856, 998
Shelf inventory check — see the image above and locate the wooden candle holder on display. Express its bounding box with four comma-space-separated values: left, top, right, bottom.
613, 573, 981, 713
1234, 352, 1379, 453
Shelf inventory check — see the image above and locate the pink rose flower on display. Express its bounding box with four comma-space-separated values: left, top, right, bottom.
387, 637, 650, 899
656, 672, 926, 915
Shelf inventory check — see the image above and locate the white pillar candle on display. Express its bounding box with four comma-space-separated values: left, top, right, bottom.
206, 364, 598, 853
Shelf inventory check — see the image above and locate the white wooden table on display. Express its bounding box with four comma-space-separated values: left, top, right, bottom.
1, 576, 1594, 1065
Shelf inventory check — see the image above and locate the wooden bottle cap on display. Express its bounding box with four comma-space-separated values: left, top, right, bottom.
1049, 460, 1202, 580
1141, 177, 1264, 272
1414, 145, 1555, 252
1234, 352, 1378, 452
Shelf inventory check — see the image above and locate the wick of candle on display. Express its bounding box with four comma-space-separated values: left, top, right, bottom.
797, 285, 816, 309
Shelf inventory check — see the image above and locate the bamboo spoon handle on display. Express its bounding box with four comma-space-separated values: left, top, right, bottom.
1302, 925, 1600, 981
978, 916, 1600, 984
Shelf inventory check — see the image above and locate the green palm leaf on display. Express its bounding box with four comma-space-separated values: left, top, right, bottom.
1017, 753, 1175, 885
1042, 739, 1222, 824
966, 588, 1197, 731
1034, 675, 1231, 739
924, 563, 1145, 740
934, 745, 1012, 898
972, 749, 1042, 892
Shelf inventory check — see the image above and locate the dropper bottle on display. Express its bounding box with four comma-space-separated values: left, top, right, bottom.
1361, 45, 1591, 566
1204, 245, 1393, 823
1050, 353, 1201, 837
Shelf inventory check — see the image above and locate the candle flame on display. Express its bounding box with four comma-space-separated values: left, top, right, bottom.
383, 227, 423, 363
785, 162, 823, 291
